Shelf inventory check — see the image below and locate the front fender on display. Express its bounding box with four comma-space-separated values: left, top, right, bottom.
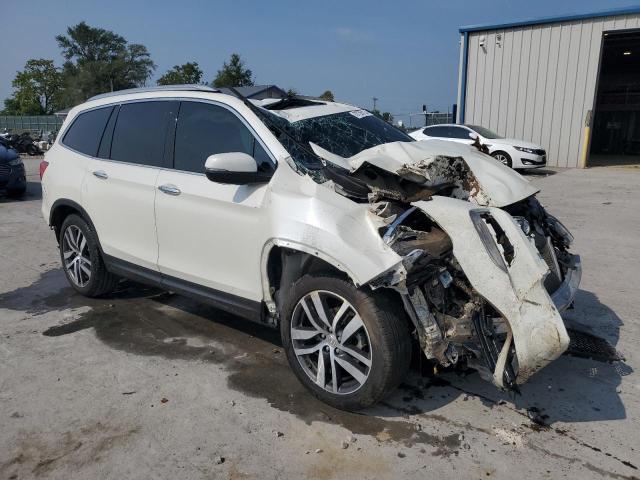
264, 161, 405, 290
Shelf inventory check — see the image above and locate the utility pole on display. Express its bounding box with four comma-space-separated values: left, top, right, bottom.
372, 97, 378, 112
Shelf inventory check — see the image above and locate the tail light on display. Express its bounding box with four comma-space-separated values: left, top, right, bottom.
39, 160, 49, 179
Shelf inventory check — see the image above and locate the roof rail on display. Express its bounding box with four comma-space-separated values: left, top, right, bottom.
88, 84, 220, 101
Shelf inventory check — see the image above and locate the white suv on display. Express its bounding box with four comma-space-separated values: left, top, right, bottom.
41, 85, 580, 410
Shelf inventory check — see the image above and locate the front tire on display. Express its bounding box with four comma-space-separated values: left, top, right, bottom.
280, 274, 411, 411
492, 151, 513, 168
59, 214, 119, 297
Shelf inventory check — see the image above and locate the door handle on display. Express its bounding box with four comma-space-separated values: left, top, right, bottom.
158, 183, 181, 196
93, 170, 108, 179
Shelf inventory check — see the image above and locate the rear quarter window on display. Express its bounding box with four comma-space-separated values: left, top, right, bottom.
62, 106, 115, 156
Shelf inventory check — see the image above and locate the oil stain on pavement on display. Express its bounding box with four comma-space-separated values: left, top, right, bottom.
2, 269, 464, 456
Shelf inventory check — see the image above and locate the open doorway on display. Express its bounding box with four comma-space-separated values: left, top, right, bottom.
589, 30, 640, 166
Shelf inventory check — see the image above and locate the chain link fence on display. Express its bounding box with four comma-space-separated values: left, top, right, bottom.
0, 116, 63, 134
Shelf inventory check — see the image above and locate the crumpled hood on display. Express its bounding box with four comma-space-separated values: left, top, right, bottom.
310, 139, 539, 207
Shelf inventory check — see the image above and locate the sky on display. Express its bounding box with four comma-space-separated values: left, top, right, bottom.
2, 0, 639, 126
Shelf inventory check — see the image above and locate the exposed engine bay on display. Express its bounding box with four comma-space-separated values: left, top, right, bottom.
314, 142, 581, 392
239, 93, 582, 392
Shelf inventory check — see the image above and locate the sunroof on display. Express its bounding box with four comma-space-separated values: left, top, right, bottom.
264, 97, 325, 111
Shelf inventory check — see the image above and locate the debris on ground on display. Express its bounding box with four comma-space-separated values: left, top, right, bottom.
215, 456, 225, 465
526, 407, 549, 428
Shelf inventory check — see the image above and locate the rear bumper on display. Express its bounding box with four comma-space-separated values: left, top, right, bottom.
551, 254, 581, 312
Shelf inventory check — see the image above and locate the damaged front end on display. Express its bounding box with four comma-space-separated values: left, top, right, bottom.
248, 98, 581, 392
371, 198, 574, 390
311, 142, 580, 391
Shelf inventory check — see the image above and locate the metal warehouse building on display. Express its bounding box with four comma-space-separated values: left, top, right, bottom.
456, 6, 640, 168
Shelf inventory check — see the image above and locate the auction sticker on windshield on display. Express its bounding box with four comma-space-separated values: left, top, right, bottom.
349, 109, 373, 119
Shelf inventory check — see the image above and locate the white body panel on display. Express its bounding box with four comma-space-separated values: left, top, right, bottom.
155, 169, 270, 300
83, 159, 160, 270
40, 143, 87, 226
412, 197, 569, 382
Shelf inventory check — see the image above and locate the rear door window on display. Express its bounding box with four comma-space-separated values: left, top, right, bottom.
173, 101, 262, 173
423, 126, 448, 137
110, 101, 177, 167
62, 106, 114, 156
447, 126, 472, 139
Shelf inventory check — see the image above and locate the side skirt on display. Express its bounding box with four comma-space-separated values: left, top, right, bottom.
103, 254, 268, 326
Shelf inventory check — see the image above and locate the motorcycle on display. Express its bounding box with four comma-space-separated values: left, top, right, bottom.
7, 132, 43, 156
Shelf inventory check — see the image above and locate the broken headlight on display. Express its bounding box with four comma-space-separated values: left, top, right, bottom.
546, 214, 574, 247
512, 216, 531, 236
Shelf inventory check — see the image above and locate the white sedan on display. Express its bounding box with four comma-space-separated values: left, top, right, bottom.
409, 124, 546, 169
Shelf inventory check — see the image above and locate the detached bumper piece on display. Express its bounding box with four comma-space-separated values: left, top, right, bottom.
472, 311, 519, 392
551, 254, 581, 312
409, 197, 571, 388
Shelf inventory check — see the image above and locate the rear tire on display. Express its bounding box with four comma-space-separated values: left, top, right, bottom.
59, 214, 119, 297
492, 151, 513, 168
280, 273, 411, 411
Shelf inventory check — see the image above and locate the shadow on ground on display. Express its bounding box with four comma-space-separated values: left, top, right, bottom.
0, 268, 631, 458
0, 181, 42, 203
518, 168, 559, 177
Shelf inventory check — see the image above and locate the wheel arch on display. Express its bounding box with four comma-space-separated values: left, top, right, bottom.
49, 199, 97, 244
261, 240, 359, 318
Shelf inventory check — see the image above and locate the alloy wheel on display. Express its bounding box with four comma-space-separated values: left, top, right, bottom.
291, 290, 372, 395
495, 153, 509, 165
62, 225, 92, 287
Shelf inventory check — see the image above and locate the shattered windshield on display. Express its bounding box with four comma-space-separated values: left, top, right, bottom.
263, 109, 413, 169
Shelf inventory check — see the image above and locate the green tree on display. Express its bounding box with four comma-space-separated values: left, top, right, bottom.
157, 62, 203, 85
212, 53, 254, 88
318, 90, 334, 101
2, 59, 63, 115
56, 21, 155, 105
286, 87, 298, 97
371, 109, 393, 123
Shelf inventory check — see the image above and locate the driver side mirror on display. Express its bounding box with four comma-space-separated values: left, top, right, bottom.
468, 132, 478, 140
204, 152, 272, 185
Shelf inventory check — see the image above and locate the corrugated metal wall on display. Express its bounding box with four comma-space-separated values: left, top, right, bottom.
462, 13, 640, 167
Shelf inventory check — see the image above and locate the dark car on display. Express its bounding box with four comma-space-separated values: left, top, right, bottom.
0, 138, 27, 197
